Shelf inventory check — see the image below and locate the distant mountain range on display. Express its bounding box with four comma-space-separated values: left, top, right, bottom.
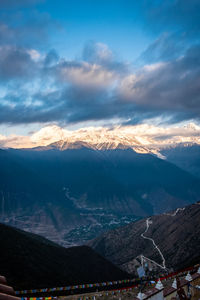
1, 124, 200, 157
88, 202, 200, 275
0, 222, 128, 290
32, 140, 200, 183
0, 143, 200, 246
161, 144, 200, 178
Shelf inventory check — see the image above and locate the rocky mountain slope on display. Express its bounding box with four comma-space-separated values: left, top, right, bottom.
88, 202, 200, 275
0, 222, 129, 290
1, 146, 200, 246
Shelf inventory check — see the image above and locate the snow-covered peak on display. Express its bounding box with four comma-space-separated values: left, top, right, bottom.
0, 123, 200, 155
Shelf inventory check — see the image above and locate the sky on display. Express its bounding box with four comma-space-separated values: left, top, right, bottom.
0, 0, 200, 144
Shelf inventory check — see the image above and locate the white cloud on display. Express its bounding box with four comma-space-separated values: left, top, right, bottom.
142, 62, 166, 72
0, 134, 6, 140
27, 49, 41, 61
59, 61, 117, 88
118, 62, 166, 103
94, 43, 113, 61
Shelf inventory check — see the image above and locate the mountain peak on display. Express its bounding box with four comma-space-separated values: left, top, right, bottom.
1, 124, 200, 156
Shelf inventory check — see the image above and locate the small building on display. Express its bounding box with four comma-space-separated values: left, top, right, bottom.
164, 268, 200, 300
134, 267, 200, 300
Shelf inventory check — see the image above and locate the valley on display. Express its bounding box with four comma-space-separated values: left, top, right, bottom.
1, 144, 200, 246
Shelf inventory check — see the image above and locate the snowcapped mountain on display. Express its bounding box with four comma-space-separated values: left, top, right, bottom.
1, 123, 200, 247
27, 125, 166, 158
28, 123, 200, 162
35, 138, 156, 156
31, 125, 153, 154
1, 123, 200, 156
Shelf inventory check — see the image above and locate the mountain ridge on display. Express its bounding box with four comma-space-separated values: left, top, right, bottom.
1, 147, 200, 246
1, 123, 200, 154
0, 222, 129, 290
88, 202, 200, 275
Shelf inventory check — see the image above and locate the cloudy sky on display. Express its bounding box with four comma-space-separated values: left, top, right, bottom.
0, 0, 200, 145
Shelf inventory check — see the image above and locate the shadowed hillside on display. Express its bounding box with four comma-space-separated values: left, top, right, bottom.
89, 202, 200, 275
1, 147, 200, 246
0, 223, 129, 290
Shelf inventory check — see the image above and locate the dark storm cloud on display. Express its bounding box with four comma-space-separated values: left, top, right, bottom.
0, 0, 199, 126
50, 43, 200, 123
0, 43, 200, 125
0, 9, 57, 80
0, 46, 38, 80
127, 45, 200, 123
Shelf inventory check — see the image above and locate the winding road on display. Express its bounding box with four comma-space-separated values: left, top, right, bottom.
141, 218, 167, 270
140, 205, 193, 270
164, 207, 185, 216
